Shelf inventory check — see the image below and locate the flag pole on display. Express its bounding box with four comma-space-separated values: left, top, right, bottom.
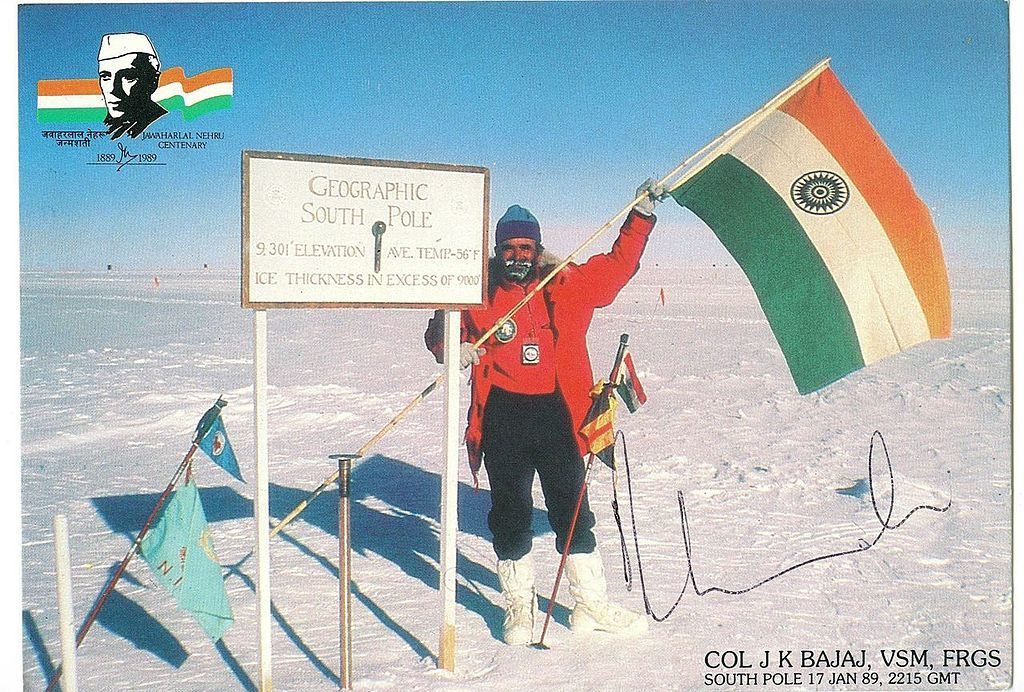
268, 57, 833, 536
474, 61, 832, 348
44, 402, 223, 692
72, 446, 195, 642
661, 57, 831, 193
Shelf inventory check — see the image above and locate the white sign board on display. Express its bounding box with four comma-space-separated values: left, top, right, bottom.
243, 151, 489, 308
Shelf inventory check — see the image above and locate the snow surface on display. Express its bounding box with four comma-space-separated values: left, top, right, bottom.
21, 263, 1010, 690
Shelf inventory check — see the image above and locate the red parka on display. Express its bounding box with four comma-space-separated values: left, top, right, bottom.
426, 210, 656, 483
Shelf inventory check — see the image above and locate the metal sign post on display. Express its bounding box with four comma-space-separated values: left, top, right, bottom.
254, 309, 273, 691
437, 311, 461, 670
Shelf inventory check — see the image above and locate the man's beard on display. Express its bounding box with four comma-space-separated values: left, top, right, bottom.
504, 259, 533, 282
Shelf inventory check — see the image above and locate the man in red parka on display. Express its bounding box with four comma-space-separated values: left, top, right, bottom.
425, 180, 665, 645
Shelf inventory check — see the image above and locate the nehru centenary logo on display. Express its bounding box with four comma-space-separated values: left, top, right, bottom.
36, 32, 234, 141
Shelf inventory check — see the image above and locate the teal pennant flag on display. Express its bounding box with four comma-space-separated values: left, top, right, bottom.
195, 398, 243, 482
139, 479, 233, 641
198, 414, 243, 482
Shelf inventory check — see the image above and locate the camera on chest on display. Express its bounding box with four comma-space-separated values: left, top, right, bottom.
521, 341, 541, 365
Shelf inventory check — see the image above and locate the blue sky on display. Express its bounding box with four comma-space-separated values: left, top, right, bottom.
17, 1, 1010, 269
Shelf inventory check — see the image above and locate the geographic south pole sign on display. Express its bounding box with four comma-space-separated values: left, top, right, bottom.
242, 150, 489, 308
242, 150, 487, 685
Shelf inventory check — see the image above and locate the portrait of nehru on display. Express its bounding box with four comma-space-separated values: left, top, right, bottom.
97, 32, 167, 140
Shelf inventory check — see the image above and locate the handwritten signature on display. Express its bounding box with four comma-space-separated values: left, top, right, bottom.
115, 142, 138, 171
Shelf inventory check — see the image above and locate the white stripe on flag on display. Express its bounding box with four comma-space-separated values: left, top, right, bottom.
153, 80, 234, 106
732, 110, 930, 364
37, 94, 104, 110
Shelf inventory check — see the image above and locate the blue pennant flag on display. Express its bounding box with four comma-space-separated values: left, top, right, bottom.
196, 398, 243, 482
139, 479, 234, 642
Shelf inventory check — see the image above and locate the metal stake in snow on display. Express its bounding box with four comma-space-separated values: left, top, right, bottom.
329, 453, 360, 689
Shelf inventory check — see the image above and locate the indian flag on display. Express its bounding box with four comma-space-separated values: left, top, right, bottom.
670, 64, 950, 395
37, 66, 233, 123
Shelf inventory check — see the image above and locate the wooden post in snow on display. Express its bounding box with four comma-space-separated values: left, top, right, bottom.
254, 309, 273, 690
438, 311, 461, 671
53, 514, 78, 692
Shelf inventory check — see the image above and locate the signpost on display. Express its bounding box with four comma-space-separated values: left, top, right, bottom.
242, 151, 487, 688
438, 311, 461, 670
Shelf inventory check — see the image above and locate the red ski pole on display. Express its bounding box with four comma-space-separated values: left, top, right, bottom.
534, 335, 631, 649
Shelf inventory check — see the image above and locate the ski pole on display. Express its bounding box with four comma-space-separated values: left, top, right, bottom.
534, 452, 598, 650
534, 335, 631, 649
45, 400, 225, 692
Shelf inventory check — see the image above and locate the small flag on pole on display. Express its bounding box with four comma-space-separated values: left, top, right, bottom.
139, 479, 234, 641
580, 343, 648, 470
579, 381, 618, 470
195, 398, 243, 482
615, 352, 648, 414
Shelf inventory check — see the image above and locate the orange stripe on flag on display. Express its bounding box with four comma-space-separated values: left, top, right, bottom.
159, 66, 233, 91
580, 414, 615, 453
38, 79, 100, 96
587, 429, 615, 453
581, 418, 613, 439
780, 68, 951, 338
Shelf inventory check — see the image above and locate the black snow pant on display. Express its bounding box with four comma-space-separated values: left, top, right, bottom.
480, 387, 597, 561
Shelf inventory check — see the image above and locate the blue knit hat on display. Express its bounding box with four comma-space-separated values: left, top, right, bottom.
495, 205, 542, 246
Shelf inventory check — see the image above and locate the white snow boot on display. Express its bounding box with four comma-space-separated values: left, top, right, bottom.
565, 549, 648, 635
496, 553, 538, 645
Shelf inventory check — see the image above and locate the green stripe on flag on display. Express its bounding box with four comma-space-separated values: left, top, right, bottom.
672, 154, 864, 394
158, 94, 233, 121
37, 107, 106, 123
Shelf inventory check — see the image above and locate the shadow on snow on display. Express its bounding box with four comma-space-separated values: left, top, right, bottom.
62, 454, 569, 686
